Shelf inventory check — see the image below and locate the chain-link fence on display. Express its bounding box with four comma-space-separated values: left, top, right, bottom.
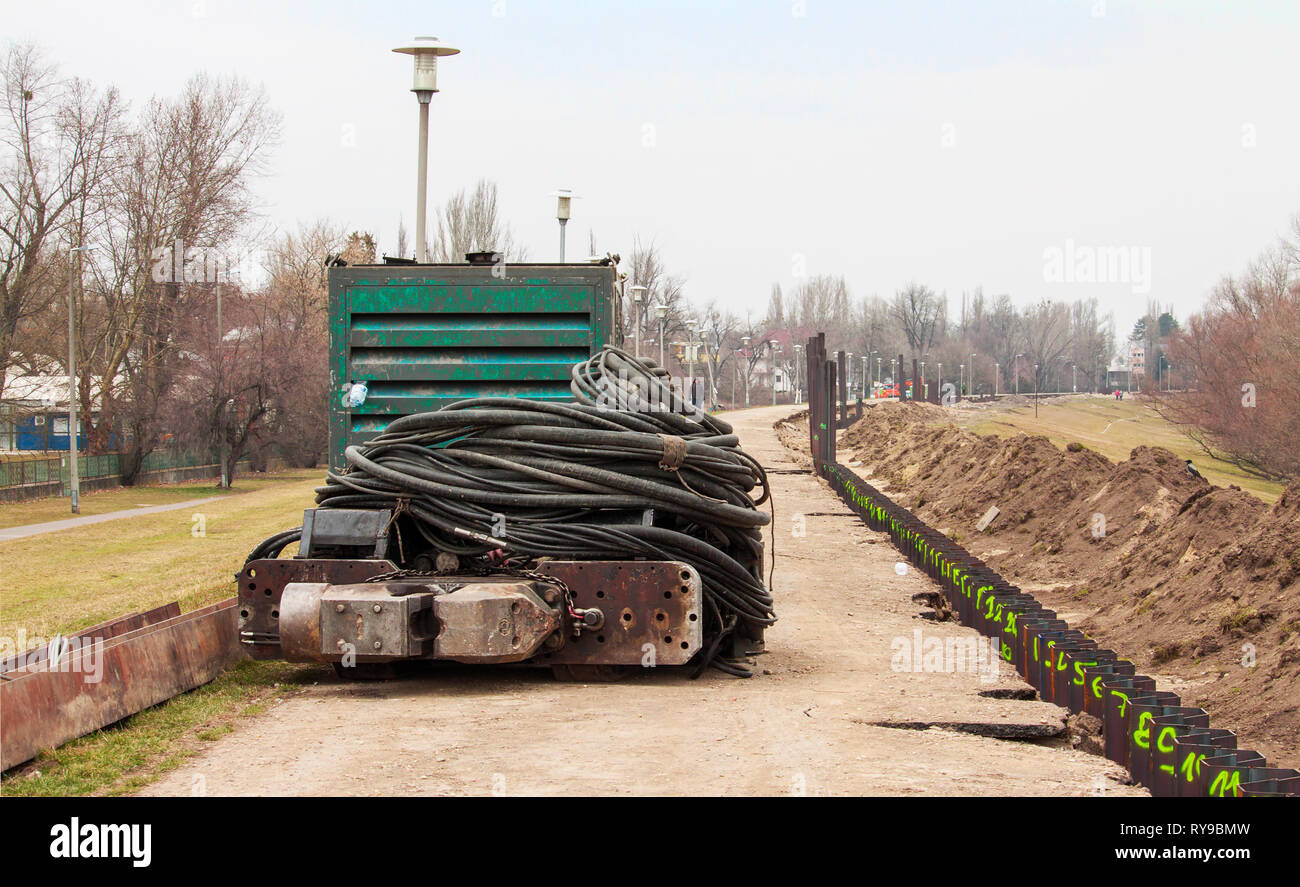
0, 448, 222, 492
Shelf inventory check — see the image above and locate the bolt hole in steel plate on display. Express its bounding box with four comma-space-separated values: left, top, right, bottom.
237, 559, 398, 659
538, 561, 703, 666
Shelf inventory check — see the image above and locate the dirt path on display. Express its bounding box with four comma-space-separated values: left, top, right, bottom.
141, 406, 1140, 796
0, 496, 226, 541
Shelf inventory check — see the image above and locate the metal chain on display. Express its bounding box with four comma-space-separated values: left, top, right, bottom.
363, 562, 579, 633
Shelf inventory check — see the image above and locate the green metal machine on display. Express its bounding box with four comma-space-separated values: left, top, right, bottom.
328, 260, 621, 471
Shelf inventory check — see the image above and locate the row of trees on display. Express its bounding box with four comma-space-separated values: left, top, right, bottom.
0, 44, 381, 483
615, 268, 1120, 408
1157, 215, 1300, 479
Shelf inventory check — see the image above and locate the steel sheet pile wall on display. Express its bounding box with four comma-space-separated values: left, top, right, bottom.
802, 334, 1299, 798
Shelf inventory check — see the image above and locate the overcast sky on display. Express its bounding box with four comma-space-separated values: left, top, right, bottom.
5, 0, 1298, 335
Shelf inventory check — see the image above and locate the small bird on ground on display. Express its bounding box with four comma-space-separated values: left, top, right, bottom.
1185, 460, 1204, 480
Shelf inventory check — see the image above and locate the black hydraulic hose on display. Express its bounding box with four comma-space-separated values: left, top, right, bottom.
247, 347, 774, 674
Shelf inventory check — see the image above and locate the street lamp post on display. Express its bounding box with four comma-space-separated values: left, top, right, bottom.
876, 357, 882, 396
970, 353, 977, 396
741, 335, 751, 407
215, 269, 239, 488
655, 304, 667, 368
794, 343, 803, 403
773, 346, 782, 406
552, 189, 577, 261
1034, 364, 1040, 417
959, 364, 965, 394
393, 37, 460, 264
629, 285, 646, 358
686, 319, 697, 405
67, 244, 95, 513
937, 362, 943, 400
994, 362, 999, 397
1015, 353, 1024, 396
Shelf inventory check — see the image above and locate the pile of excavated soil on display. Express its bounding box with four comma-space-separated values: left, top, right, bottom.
827, 401, 1300, 766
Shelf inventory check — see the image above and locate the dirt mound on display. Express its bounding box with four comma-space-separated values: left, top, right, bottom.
836, 402, 1300, 766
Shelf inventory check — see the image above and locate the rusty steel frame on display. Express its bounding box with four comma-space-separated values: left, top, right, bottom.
1, 599, 244, 771
242, 557, 702, 669
0, 601, 181, 678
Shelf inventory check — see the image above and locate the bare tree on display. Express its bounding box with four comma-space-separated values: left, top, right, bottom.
0, 43, 123, 398
892, 282, 944, 359
393, 216, 408, 260
1021, 298, 1072, 391
257, 220, 354, 467
85, 73, 280, 481
623, 235, 687, 360
431, 178, 525, 262
1158, 217, 1300, 479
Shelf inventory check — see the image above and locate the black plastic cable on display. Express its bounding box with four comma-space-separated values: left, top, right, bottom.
248, 347, 776, 672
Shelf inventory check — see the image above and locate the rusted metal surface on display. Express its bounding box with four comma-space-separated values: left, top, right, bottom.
431, 581, 560, 663
1144, 708, 1211, 796
264, 558, 701, 669
538, 561, 703, 667
281, 577, 560, 666
1240, 774, 1300, 796
0, 599, 243, 770
1171, 730, 1237, 797
1080, 660, 1135, 720
0, 601, 181, 678
238, 558, 398, 659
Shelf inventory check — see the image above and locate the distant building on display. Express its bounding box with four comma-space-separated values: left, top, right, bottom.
1, 375, 98, 451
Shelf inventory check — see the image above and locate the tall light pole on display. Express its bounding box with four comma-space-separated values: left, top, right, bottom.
937, 362, 943, 400
994, 362, 1000, 397
959, 364, 965, 394
685, 319, 697, 405
773, 346, 782, 405
876, 356, 882, 396
655, 304, 667, 368
919, 359, 926, 400
68, 244, 95, 513
700, 322, 717, 409
629, 285, 646, 358
1034, 364, 1040, 417
970, 353, 977, 396
741, 335, 752, 406
215, 268, 239, 488
552, 189, 577, 261
393, 37, 460, 264
1015, 353, 1024, 396
794, 343, 804, 403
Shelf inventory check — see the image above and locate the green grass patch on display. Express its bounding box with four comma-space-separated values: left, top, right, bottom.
959, 396, 1285, 503
0, 468, 328, 795
1, 659, 325, 796
0, 470, 320, 644
0, 469, 314, 531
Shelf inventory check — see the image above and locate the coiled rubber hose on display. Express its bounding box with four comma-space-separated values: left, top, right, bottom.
253, 347, 775, 675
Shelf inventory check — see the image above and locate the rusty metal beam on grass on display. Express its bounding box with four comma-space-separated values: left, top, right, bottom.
0, 599, 244, 771
0, 602, 182, 677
